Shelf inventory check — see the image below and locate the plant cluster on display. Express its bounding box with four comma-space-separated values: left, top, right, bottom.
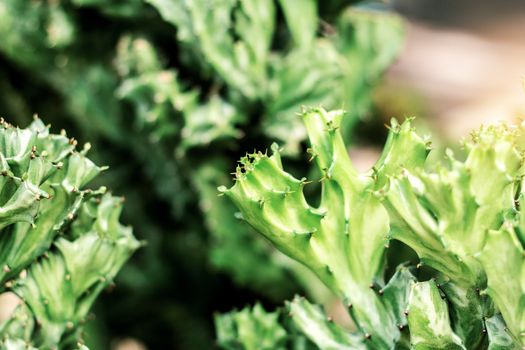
218, 108, 525, 349
0, 1, 403, 346
0, 118, 139, 350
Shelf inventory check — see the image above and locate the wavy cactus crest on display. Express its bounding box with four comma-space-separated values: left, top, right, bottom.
218, 108, 525, 350
220, 108, 428, 348
0, 117, 140, 349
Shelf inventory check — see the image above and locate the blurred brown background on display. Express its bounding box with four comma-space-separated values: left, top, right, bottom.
391, 0, 525, 138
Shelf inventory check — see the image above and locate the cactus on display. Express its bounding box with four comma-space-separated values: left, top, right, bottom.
219, 108, 525, 349
0, 118, 139, 349
0, 0, 405, 346
215, 303, 288, 350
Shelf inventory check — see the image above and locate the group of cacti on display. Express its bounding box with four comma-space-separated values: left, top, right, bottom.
217, 108, 525, 349
0, 118, 139, 349
4, 0, 519, 349
0, 1, 406, 347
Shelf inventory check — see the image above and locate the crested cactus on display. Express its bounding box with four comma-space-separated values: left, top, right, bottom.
0, 118, 139, 349
0, 0, 406, 346
219, 107, 525, 349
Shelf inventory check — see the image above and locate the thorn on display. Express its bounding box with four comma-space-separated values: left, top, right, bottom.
404, 310, 409, 316
364, 333, 371, 340
3, 265, 9, 273
306, 148, 317, 162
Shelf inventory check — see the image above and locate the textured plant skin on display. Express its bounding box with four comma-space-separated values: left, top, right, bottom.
0, 118, 140, 349
219, 108, 525, 349
383, 123, 525, 348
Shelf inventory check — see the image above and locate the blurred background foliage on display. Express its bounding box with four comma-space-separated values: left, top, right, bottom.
0, 0, 406, 348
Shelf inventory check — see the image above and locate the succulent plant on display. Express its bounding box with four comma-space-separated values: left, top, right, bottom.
0, 118, 139, 349
0, 0, 405, 347
218, 108, 525, 349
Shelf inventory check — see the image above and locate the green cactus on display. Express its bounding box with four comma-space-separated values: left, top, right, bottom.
219, 108, 427, 348
215, 303, 288, 350
0, 0, 406, 346
219, 108, 525, 349
0, 118, 139, 349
